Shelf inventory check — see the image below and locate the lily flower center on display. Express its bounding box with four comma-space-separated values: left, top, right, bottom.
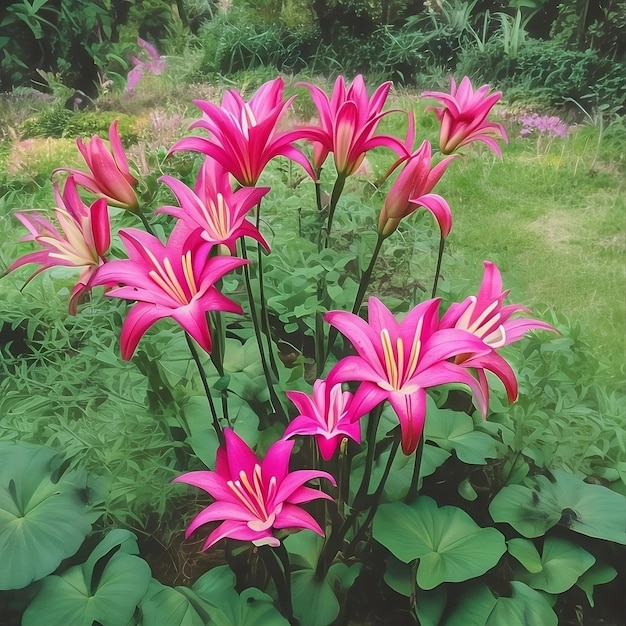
202, 192, 232, 241
147, 249, 198, 305
240, 103, 257, 138
456, 297, 506, 348
40, 209, 97, 267
379, 317, 422, 392
325, 385, 347, 432
227, 463, 279, 531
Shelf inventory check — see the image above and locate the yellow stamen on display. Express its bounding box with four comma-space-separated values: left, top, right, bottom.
181, 250, 198, 297
380, 328, 399, 390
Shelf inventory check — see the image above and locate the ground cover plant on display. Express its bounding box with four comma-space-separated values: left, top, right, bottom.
0, 67, 625, 626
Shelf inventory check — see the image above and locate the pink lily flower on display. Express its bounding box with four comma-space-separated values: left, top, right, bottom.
92, 225, 247, 359
422, 76, 508, 156
157, 157, 270, 254
173, 428, 336, 549
325, 297, 490, 455
7, 177, 110, 314
126, 37, 166, 92
283, 380, 363, 461
169, 78, 314, 186
378, 140, 456, 239
298, 74, 410, 176
54, 121, 139, 211
440, 261, 558, 405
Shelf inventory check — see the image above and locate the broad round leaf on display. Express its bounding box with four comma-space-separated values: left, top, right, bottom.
373, 497, 506, 589
191, 565, 288, 626
486, 581, 557, 626
514, 537, 595, 594
0, 442, 103, 590
490, 469, 626, 543
506, 538, 542, 573
22, 551, 151, 626
576, 561, 618, 607
424, 401, 499, 464
291, 568, 339, 626
140, 579, 205, 626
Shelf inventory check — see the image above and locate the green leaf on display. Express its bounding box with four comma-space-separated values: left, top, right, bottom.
373, 497, 506, 589
575, 561, 618, 607
506, 538, 542, 573
490, 469, 626, 543
486, 581, 557, 626
424, 399, 500, 464
284, 529, 323, 570
139, 579, 205, 626
383, 555, 412, 597
445, 582, 498, 626
291, 568, 340, 626
191, 565, 288, 626
415, 586, 447, 626
514, 537, 595, 593
0, 442, 103, 590
22, 544, 151, 626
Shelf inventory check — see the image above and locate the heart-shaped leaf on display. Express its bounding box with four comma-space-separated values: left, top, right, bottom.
490, 469, 626, 543
514, 537, 595, 594
0, 441, 103, 590
22, 531, 151, 626
486, 581, 557, 626
373, 497, 506, 589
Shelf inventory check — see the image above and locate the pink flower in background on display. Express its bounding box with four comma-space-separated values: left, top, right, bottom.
518, 113, 569, 138
92, 225, 247, 359
170, 78, 314, 186
298, 74, 410, 175
440, 261, 558, 405
54, 121, 139, 211
284, 380, 363, 460
173, 428, 336, 549
7, 177, 110, 314
157, 157, 270, 253
126, 38, 167, 92
423, 76, 508, 156
378, 140, 455, 239
325, 297, 489, 455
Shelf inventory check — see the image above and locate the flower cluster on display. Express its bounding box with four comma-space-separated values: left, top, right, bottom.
518, 113, 569, 138
7, 74, 555, 552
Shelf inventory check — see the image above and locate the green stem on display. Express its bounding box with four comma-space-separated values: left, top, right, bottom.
208, 311, 231, 429
239, 240, 286, 422
431, 234, 445, 299
260, 545, 295, 624
185, 333, 224, 446
324, 234, 385, 364
404, 435, 425, 504
354, 406, 383, 506
314, 406, 384, 580
346, 428, 401, 556
322, 173, 346, 249
136, 209, 154, 235
257, 241, 279, 376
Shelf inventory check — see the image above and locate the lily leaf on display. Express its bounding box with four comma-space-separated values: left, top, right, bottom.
373, 497, 506, 589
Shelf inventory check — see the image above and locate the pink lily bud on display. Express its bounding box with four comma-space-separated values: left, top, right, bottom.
378, 141, 455, 239
54, 121, 139, 212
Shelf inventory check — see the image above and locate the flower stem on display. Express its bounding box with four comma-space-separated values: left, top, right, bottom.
239, 240, 286, 423
185, 333, 224, 447
324, 234, 385, 364
404, 434, 425, 504
431, 234, 446, 298
323, 173, 346, 248
346, 428, 401, 556
260, 545, 295, 624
